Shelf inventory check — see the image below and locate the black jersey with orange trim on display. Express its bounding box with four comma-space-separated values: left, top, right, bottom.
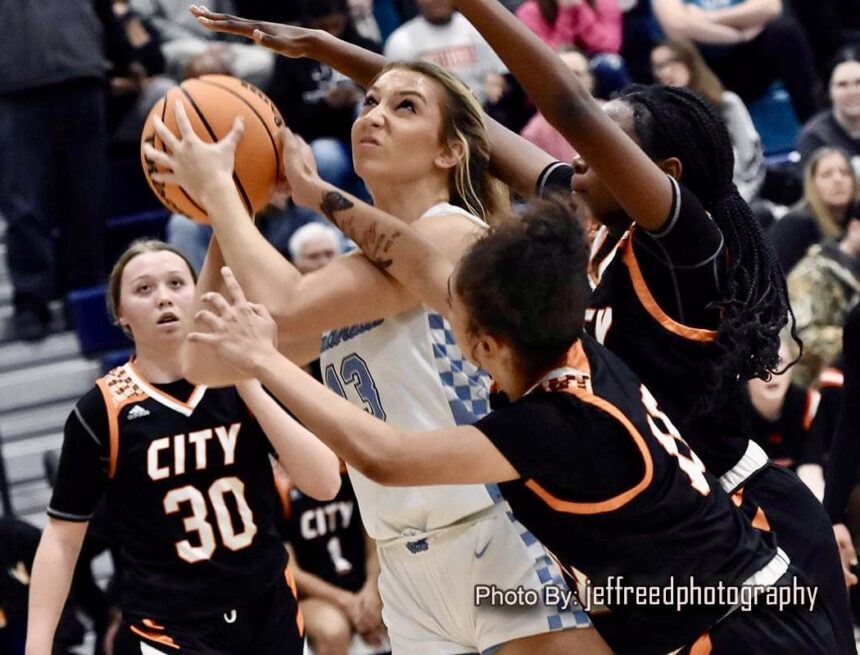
585, 202, 752, 477
48, 362, 286, 621
818, 353, 845, 453
750, 384, 824, 470
474, 337, 778, 655
274, 468, 367, 593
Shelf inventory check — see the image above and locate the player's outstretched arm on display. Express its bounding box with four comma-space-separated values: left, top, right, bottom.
25, 519, 88, 655
190, 4, 554, 198
236, 380, 341, 500
453, 0, 676, 230
145, 101, 431, 350
189, 268, 519, 487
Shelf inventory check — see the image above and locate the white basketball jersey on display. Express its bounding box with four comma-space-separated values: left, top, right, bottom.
319, 203, 496, 540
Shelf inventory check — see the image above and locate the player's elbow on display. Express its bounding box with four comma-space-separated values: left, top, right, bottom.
305, 467, 342, 501
356, 442, 412, 487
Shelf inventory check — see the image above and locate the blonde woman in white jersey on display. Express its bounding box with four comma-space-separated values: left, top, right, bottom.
144, 60, 604, 655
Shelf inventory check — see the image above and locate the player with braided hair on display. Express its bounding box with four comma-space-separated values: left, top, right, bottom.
187, 2, 852, 648
439, 0, 853, 649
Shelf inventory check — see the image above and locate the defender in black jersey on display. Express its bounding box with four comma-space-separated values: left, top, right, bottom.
191, 197, 838, 654
818, 353, 845, 453
27, 241, 341, 655
402, 2, 852, 648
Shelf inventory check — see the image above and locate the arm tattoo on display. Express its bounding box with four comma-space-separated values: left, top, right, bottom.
320, 190, 402, 272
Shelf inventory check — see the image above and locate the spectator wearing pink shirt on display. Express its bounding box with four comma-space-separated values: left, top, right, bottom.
516, 0, 631, 97
515, 0, 622, 54
520, 49, 600, 162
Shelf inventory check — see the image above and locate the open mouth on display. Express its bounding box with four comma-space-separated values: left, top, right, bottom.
157, 312, 179, 325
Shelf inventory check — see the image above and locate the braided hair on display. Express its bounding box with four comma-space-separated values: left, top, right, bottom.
618, 85, 800, 413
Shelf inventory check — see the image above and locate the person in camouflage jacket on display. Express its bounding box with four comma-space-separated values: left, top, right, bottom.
788, 215, 860, 385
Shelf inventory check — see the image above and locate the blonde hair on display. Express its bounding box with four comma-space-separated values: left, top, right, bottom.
654, 39, 724, 107
107, 239, 197, 337
803, 147, 858, 238
372, 61, 509, 223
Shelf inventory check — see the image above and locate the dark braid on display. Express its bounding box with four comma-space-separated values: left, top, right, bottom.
618, 85, 801, 414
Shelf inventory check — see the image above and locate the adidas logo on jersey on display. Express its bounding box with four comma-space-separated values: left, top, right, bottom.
127, 405, 151, 420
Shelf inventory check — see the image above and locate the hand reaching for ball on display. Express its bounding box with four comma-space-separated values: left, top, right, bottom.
143, 100, 245, 208
278, 128, 325, 210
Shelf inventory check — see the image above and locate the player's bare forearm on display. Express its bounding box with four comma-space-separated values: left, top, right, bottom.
453, 0, 673, 230
236, 380, 341, 500
250, 351, 416, 485
707, 0, 780, 29
312, 182, 453, 317
199, 180, 304, 322
183, 238, 249, 386
26, 519, 88, 655
309, 30, 388, 88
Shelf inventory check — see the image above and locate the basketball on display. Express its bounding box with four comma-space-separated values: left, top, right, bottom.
140, 75, 284, 223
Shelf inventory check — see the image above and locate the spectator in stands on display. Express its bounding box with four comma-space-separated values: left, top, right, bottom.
515, 0, 622, 52
108, 1, 177, 149
516, 0, 629, 98
270, 0, 378, 198
289, 223, 342, 275
770, 147, 858, 273
520, 49, 595, 162
0, 0, 125, 340
748, 339, 826, 499
651, 0, 820, 122
798, 47, 860, 180
383, 0, 505, 104
788, 214, 860, 385
651, 38, 764, 203
129, 0, 274, 88
785, 0, 860, 80
0, 518, 85, 655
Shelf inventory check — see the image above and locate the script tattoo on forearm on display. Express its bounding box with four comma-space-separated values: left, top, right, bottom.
320, 190, 402, 272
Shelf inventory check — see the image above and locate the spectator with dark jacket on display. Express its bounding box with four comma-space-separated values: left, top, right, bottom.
0, 0, 125, 340
769, 146, 858, 273
798, 47, 860, 181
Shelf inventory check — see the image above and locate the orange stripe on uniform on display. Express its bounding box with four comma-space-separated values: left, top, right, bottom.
690, 632, 712, 655
526, 378, 655, 515
285, 565, 304, 635
731, 488, 770, 531
818, 368, 844, 389
95, 378, 121, 479
130, 625, 180, 649
621, 237, 717, 343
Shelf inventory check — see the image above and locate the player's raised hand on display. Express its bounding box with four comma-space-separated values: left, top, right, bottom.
144, 100, 244, 204
278, 128, 324, 209
188, 267, 278, 377
190, 5, 315, 58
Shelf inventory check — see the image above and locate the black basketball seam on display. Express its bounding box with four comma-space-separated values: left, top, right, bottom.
160, 89, 208, 217
196, 77, 282, 180
180, 84, 254, 217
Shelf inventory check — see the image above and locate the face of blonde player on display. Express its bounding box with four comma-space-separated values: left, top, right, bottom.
352, 69, 453, 195
813, 151, 855, 214
116, 250, 196, 349
748, 342, 793, 407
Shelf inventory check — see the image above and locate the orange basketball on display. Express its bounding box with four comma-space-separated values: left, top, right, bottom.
140, 75, 284, 223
